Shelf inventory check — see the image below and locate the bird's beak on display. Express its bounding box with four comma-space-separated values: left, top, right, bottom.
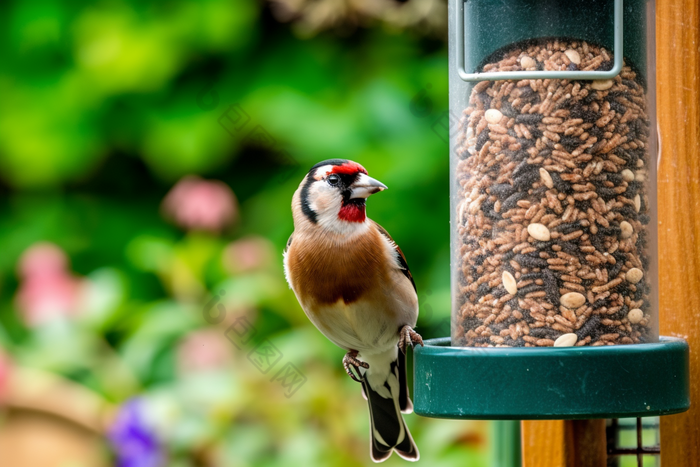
350, 173, 388, 199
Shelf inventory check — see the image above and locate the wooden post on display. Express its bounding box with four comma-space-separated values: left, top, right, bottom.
521, 420, 606, 467
566, 420, 607, 467
521, 421, 568, 467
656, 0, 700, 464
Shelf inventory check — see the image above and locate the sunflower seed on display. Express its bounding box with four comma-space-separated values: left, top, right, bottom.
561, 292, 586, 309
627, 308, 644, 324
553, 333, 578, 347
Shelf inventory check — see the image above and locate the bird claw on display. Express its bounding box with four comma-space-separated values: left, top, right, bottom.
398, 325, 424, 354
343, 350, 369, 383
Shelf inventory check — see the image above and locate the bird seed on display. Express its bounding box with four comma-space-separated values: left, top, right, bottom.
454, 41, 652, 347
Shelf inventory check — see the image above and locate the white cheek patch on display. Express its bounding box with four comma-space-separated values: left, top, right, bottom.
308, 182, 320, 214
307, 181, 337, 215
313, 166, 333, 180
315, 187, 343, 229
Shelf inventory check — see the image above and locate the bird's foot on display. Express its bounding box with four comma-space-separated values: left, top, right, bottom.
398, 325, 424, 354
343, 350, 369, 383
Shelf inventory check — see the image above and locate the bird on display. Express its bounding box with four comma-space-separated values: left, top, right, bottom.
283, 159, 423, 462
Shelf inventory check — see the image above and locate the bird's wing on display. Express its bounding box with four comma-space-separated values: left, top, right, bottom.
284, 233, 293, 254
371, 220, 416, 292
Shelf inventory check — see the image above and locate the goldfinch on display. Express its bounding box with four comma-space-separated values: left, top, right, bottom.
284, 159, 423, 462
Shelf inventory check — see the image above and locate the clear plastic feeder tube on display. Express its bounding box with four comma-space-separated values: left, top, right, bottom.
449, 0, 658, 347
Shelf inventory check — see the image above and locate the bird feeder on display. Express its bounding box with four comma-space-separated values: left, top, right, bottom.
414, 0, 689, 421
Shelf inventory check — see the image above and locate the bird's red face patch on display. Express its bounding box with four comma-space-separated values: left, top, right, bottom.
338, 202, 366, 223
328, 161, 369, 223
330, 161, 367, 176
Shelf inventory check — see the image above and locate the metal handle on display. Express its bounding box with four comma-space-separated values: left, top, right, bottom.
456, 0, 624, 82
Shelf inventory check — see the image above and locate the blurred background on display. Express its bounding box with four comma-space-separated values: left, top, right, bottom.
0, 0, 490, 465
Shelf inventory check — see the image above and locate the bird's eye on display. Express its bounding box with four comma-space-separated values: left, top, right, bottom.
327, 174, 340, 186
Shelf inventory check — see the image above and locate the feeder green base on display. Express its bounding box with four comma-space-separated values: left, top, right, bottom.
413, 336, 690, 420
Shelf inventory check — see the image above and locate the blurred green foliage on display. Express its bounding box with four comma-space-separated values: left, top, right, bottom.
0, 0, 490, 465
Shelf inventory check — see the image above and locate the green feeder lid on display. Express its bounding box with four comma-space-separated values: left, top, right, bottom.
413, 336, 690, 420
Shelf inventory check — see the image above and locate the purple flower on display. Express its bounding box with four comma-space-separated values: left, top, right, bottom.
108, 399, 165, 467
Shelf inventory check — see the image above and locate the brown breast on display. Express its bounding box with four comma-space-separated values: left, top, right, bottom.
287, 228, 389, 305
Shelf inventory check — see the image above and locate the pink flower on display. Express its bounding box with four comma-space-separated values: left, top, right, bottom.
177, 328, 232, 375
223, 236, 275, 274
17, 242, 68, 279
15, 243, 84, 326
0, 350, 10, 402
162, 176, 238, 232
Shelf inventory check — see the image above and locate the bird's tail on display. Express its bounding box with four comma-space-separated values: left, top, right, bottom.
360, 349, 419, 463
